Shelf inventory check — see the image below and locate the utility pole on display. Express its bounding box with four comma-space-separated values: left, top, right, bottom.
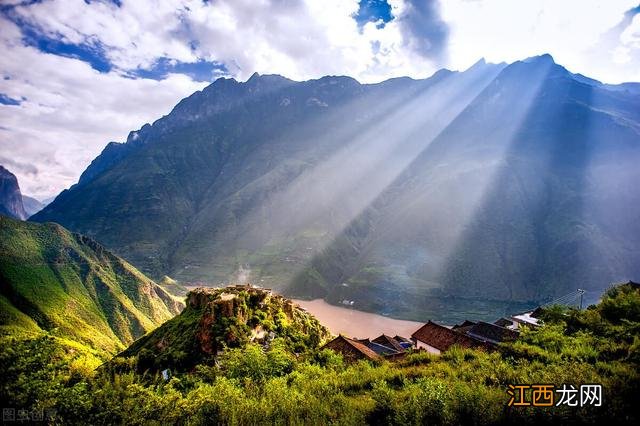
577, 289, 585, 310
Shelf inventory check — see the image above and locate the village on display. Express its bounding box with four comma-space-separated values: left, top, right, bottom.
220, 283, 547, 363
317, 282, 640, 362
191, 282, 630, 365
320, 306, 541, 363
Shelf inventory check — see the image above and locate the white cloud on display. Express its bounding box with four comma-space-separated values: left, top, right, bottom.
13, 0, 198, 70
0, 0, 445, 199
0, 16, 207, 199
440, 0, 640, 82
620, 13, 640, 49
0, 0, 639, 199
8, 0, 444, 81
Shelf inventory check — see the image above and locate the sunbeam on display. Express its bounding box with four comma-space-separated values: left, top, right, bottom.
577, 82, 640, 305
185, 60, 507, 288
286, 55, 561, 320
438, 59, 594, 305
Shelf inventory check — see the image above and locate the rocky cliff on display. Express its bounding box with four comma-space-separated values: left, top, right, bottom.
0, 166, 27, 220
119, 285, 330, 371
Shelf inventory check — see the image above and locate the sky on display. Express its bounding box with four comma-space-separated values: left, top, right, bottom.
0, 0, 638, 200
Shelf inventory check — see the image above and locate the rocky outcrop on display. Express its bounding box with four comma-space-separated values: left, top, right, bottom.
0, 166, 27, 220
118, 284, 331, 371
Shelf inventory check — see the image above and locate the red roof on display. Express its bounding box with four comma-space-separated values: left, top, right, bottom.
372, 334, 405, 352
411, 321, 481, 351
322, 335, 381, 361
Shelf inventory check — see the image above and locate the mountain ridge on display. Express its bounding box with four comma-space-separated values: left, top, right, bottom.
31, 54, 640, 321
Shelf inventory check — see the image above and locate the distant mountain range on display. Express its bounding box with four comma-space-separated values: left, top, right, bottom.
31, 55, 640, 321
21, 195, 45, 217
0, 216, 183, 353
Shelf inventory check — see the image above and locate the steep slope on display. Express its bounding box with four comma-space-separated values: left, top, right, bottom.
0, 216, 183, 353
118, 285, 330, 371
31, 62, 504, 283
31, 55, 640, 321
0, 166, 27, 220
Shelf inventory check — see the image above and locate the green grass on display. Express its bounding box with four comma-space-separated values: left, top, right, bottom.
0, 216, 183, 355
2, 282, 640, 424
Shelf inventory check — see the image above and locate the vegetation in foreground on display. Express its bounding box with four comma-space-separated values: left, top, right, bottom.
1, 282, 639, 425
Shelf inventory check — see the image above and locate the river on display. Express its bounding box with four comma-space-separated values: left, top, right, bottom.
292, 298, 424, 339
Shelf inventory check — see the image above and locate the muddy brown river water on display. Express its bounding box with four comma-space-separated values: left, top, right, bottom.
292, 298, 424, 339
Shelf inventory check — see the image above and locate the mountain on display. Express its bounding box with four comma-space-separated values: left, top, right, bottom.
0, 216, 183, 353
31, 55, 640, 322
290, 55, 640, 320
22, 195, 45, 217
0, 166, 27, 220
118, 285, 329, 371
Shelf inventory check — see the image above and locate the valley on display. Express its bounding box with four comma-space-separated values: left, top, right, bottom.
2, 1, 640, 423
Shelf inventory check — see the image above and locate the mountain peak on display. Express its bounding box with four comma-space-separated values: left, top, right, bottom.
245, 72, 293, 86
522, 53, 555, 65
464, 58, 489, 74
468, 57, 486, 69
247, 71, 261, 82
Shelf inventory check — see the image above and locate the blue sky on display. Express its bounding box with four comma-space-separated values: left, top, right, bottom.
354, 0, 394, 27
0, 0, 639, 198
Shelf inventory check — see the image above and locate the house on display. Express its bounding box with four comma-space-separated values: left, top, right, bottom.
465, 321, 519, 345
372, 334, 407, 352
411, 321, 482, 354
510, 310, 541, 328
451, 320, 477, 333
393, 334, 413, 349
322, 335, 381, 362
493, 317, 519, 330
356, 338, 400, 356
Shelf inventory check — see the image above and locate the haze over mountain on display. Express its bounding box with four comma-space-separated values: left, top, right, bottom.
0, 166, 27, 220
21, 195, 46, 217
32, 55, 640, 321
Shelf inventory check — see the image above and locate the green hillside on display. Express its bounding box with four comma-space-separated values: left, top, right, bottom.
1, 281, 639, 424
118, 285, 330, 371
0, 216, 184, 354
